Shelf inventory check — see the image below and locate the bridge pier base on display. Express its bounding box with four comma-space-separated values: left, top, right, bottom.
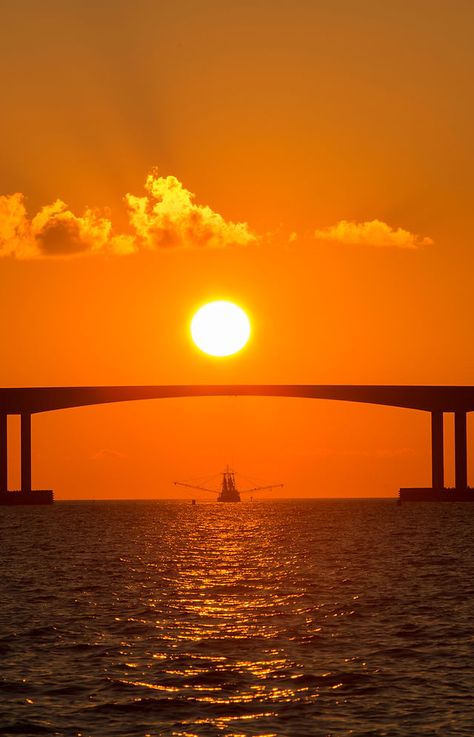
400, 409, 472, 501
0, 412, 53, 505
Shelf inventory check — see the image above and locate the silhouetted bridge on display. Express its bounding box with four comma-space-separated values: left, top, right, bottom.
1, 385, 474, 503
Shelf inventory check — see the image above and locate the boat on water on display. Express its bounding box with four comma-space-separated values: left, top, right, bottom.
174, 467, 283, 502
217, 469, 240, 502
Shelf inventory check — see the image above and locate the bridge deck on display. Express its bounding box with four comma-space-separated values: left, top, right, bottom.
0, 385, 474, 414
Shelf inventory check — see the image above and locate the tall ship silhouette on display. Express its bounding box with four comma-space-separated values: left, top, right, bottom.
174, 467, 283, 502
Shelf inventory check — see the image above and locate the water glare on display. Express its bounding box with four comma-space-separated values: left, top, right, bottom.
1, 500, 474, 736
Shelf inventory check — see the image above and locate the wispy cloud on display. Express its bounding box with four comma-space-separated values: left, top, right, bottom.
91, 448, 127, 461
0, 171, 256, 259
290, 446, 416, 459
314, 219, 433, 249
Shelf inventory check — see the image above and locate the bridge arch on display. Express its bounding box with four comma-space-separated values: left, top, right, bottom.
0, 384, 473, 500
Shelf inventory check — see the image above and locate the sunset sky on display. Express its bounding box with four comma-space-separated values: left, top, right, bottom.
1, 0, 474, 498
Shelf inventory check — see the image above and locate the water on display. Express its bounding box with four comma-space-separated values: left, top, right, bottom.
1, 500, 474, 737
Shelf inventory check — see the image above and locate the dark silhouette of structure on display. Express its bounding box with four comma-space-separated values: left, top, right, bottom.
1, 384, 474, 504
174, 466, 283, 502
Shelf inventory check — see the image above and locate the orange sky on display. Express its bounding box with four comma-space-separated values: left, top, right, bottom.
1, 1, 474, 499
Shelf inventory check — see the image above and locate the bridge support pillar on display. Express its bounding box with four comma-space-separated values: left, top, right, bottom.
431, 411, 444, 489
0, 414, 7, 494
21, 412, 32, 494
455, 411, 468, 491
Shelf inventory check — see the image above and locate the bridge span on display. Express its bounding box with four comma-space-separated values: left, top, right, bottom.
1, 384, 474, 502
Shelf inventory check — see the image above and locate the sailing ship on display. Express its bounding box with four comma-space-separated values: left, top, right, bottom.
174, 467, 283, 502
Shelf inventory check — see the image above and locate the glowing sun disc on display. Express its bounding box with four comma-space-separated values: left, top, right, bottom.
191, 301, 251, 357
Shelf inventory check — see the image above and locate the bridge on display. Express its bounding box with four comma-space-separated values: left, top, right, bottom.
1, 384, 474, 503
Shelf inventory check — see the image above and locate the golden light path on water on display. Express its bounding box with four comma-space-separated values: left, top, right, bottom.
105, 502, 364, 736
2, 500, 474, 736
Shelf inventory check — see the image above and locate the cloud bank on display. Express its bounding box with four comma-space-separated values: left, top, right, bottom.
0, 171, 433, 258
0, 171, 256, 259
314, 219, 433, 249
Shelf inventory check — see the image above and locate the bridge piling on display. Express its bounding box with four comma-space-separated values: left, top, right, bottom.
431, 411, 444, 489
0, 414, 7, 494
455, 411, 468, 490
21, 412, 32, 494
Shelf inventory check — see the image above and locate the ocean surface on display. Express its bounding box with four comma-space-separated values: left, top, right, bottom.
1, 500, 474, 737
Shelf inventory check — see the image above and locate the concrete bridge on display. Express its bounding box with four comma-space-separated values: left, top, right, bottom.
1, 384, 474, 502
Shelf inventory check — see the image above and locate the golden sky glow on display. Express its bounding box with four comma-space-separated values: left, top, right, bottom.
1, 1, 474, 498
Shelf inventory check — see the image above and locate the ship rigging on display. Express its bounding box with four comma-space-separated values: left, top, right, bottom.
174, 467, 283, 502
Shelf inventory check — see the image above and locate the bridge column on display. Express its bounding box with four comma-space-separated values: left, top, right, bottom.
21, 412, 32, 494
431, 411, 444, 489
455, 411, 468, 491
0, 414, 7, 494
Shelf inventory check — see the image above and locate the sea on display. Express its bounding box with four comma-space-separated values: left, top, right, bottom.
1, 499, 474, 737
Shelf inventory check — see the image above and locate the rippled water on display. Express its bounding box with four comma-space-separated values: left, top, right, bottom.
1, 500, 474, 736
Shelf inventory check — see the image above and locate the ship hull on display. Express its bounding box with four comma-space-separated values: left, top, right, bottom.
217, 490, 241, 502
0, 490, 54, 505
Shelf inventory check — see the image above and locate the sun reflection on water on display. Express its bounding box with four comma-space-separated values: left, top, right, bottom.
3, 500, 474, 735
107, 502, 361, 735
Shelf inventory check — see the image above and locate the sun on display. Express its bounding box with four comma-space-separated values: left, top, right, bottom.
191, 301, 251, 357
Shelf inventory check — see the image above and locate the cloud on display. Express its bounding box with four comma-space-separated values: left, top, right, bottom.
0, 173, 433, 259
125, 172, 256, 250
291, 446, 416, 459
91, 448, 127, 461
0, 171, 256, 259
0, 193, 115, 258
314, 219, 433, 249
